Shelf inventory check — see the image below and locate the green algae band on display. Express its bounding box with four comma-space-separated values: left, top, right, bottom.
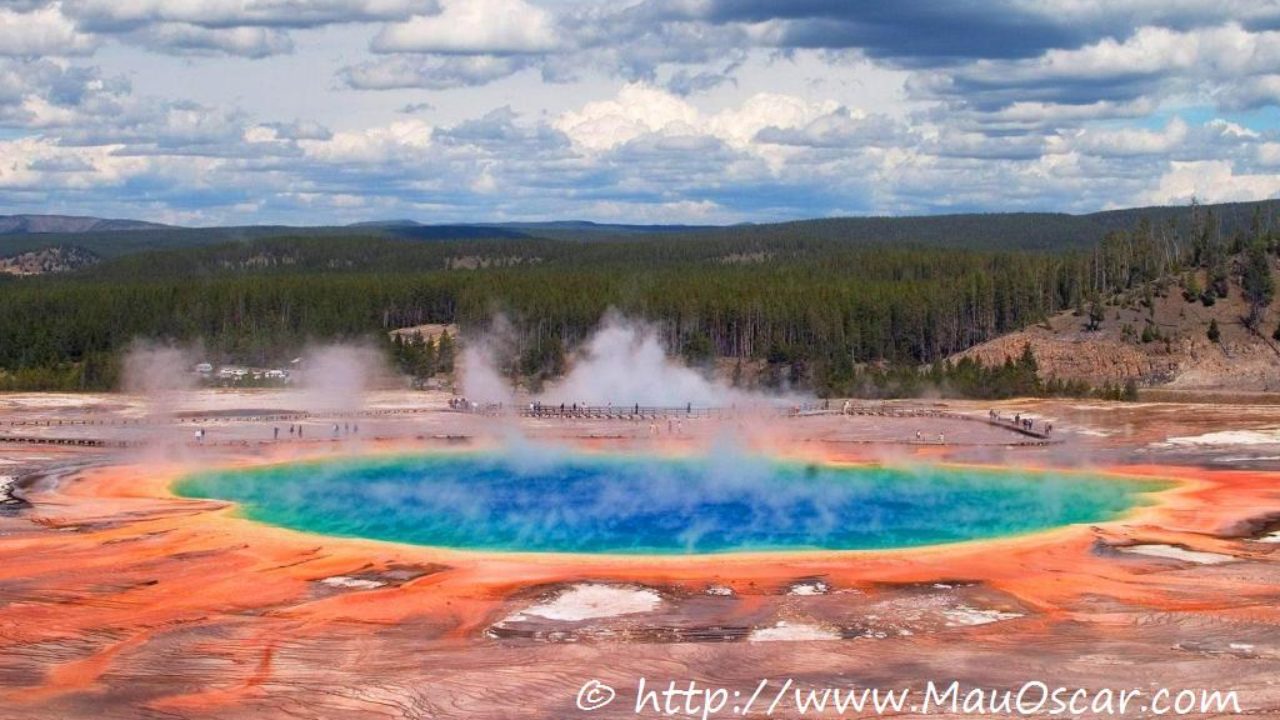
174, 453, 1164, 555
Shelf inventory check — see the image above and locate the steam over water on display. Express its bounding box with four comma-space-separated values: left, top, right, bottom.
539, 317, 745, 407
461, 314, 777, 407
175, 452, 1164, 554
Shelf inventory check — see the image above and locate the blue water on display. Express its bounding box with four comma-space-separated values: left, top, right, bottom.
173, 451, 1164, 554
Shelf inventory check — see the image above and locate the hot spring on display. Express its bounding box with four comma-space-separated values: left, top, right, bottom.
174, 451, 1166, 554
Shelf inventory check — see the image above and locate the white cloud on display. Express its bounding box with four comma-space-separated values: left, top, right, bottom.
6, 0, 1280, 223
0, 5, 96, 57
0, 59, 132, 131
1219, 74, 1280, 110
299, 119, 432, 163
1258, 143, 1280, 167
753, 107, 893, 149
554, 83, 839, 158
1013, 26, 1200, 79
0, 135, 148, 191
1062, 117, 1189, 157
579, 198, 728, 223
372, 0, 559, 55
1204, 118, 1259, 139
40, 0, 425, 57
913, 23, 1280, 120
554, 84, 700, 152
1142, 159, 1280, 205
63, 0, 424, 31
957, 98, 1159, 132
708, 93, 841, 150
131, 23, 294, 58
341, 54, 533, 90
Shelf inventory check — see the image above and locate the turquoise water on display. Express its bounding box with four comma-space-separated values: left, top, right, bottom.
174, 451, 1164, 554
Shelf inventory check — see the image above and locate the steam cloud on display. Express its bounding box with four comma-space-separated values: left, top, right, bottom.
460, 313, 787, 407
539, 316, 742, 407
118, 339, 390, 431
459, 315, 517, 404
121, 340, 199, 420
293, 342, 391, 413
121, 341, 198, 397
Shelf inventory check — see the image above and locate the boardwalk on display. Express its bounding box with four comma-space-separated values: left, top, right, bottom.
0, 406, 440, 428
503, 401, 1061, 442
839, 405, 1055, 440
0, 435, 141, 448
516, 404, 735, 420
0, 400, 1058, 448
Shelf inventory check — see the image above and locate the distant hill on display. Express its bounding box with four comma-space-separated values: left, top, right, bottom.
0, 214, 170, 235
0, 223, 535, 259
348, 219, 707, 240
347, 219, 421, 229
360, 200, 1280, 249
617, 200, 1280, 252
476, 220, 718, 240
384, 225, 530, 240
4, 198, 1278, 260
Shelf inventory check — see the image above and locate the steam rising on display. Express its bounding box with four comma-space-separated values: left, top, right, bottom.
116, 339, 390, 456
459, 315, 517, 404
462, 314, 780, 407
293, 342, 388, 413
122, 341, 198, 397
541, 316, 739, 406
121, 340, 198, 420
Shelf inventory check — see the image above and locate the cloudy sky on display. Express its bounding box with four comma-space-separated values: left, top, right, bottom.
3, 0, 1280, 225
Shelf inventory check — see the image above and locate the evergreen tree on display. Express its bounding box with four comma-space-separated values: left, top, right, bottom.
1086, 294, 1105, 331
415, 336, 438, 378
1242, 238, 1275, 330
1018, 341, 1038, 374
436, 330, 456, 373
1182, 272, 1201, 302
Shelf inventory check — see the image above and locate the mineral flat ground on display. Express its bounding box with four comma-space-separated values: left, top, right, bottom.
1, 390, 1278, 719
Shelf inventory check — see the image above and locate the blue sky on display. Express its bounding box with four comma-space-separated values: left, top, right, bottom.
1, 0, 1279, 225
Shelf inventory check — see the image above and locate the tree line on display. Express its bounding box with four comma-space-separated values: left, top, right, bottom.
0, 202, 1275, 397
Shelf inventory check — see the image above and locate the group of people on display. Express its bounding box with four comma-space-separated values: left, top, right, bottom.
989, 410, 1053, 435
525, 401, 570, 416
272, 424, 305, 440
269, 422, 360, 441
914, 430, 945, 444
192, 421, 367, 445
448, 397, 480, 411
266, 424, 313, 440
